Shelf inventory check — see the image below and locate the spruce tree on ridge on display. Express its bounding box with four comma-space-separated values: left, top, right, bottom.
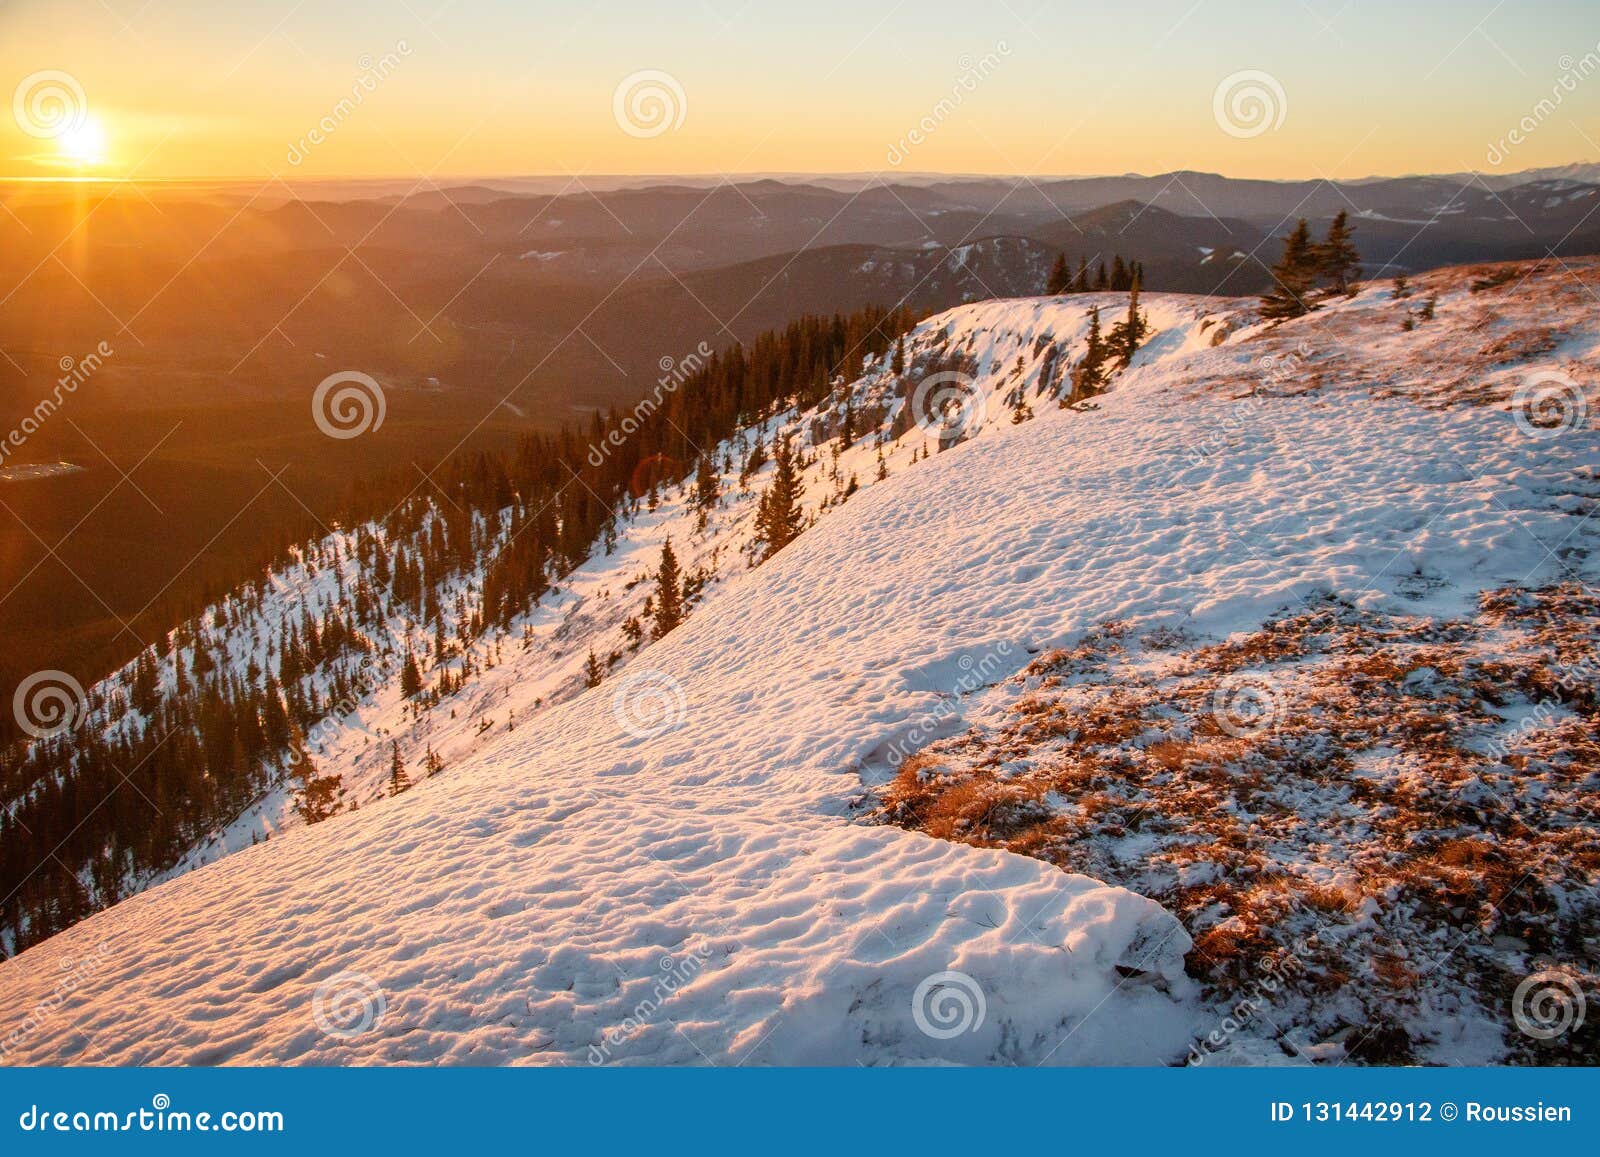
1260, 218, 1318, 321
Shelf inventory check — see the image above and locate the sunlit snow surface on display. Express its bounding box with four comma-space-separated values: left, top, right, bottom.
1, 262, 1595, 1064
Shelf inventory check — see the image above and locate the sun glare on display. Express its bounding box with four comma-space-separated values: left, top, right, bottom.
56, 116, 108, 166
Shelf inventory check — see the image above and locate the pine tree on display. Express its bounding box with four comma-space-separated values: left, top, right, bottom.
1095, 260, 1109, 290
584, 648, 604, 688
1072, 257, 1090, 293
400, 650, 422, 698
1108, 272, 1149, 367
1315, 210, 1361, 296
693, 454, 719, 531
1260, 218, 1318, 321
1070, 307, 1110, 401
1046, 252, 1070, 295
388, 741, 410, 797
290, 746, 343, 824
740, 441, 767, 488
1009, 390, 1034, 424
424, 744, 444, 777
890, 335, 906, 376
755, 439, 804, 562
652, 539, 683, 639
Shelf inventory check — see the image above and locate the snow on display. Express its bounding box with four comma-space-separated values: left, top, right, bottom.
0, 462, 84, 482
1, 259, 1596, 1065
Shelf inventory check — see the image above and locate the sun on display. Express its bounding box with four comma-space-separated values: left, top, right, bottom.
56, 116, 108, 166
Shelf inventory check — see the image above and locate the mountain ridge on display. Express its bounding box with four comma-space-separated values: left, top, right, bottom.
2, 257, 1597, 1064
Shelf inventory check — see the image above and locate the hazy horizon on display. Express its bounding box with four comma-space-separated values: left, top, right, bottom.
5, 161, 1600, 195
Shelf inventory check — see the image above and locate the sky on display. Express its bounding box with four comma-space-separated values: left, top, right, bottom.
2, 0, 1599, 182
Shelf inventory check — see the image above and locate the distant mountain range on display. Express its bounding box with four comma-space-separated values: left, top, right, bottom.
6, 167, 1599, 408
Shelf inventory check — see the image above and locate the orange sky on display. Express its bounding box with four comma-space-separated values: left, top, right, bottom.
4, 0, 1599, 183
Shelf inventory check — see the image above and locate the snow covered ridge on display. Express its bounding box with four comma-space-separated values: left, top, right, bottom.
1, 258, 1597, 1065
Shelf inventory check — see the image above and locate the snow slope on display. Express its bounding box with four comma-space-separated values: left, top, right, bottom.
1, 259, 1596, 1065
108, 290, 1227, 891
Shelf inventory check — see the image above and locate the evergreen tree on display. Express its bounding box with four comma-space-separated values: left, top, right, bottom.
1070, 307, 1110, 401
1260, 218, 1318, 321
1315, 210, 1361, 296
290, 746, 343, 825
693, 454, 719, 531
400, 650, 422, 698
584, 648, 604, 688
740, 441, 767, 488
652, 539, 684, 639
1046, 252, 1071, 295
1095, 260, 1109, 290
1072, 257, 1090, 293
890, 335, 906, 376
1009, 390, 1034, 424
755, 439, 805, 562
424, 744, 444, 777
1108, 273, 1149, 367
388, 741, 411, 797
